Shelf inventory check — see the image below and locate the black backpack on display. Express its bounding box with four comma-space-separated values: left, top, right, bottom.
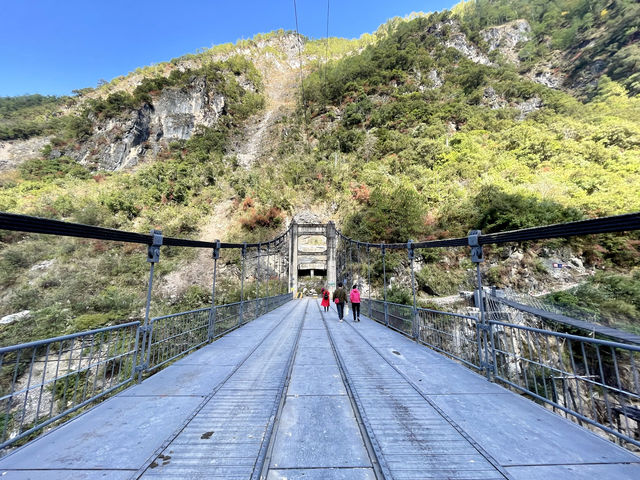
323, 291, 329, 300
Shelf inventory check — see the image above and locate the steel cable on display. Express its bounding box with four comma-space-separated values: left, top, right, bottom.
0, 212, 292, 249
334, 212, 640, 249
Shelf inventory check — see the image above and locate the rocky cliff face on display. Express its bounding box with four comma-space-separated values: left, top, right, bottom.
481, 19, 531, 63
65, 77, 228, 171
0, 136, 52, 173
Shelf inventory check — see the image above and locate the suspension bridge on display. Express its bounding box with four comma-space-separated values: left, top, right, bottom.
0, 212, 639, 479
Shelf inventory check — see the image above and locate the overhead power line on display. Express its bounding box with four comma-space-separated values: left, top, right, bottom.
325, 0, 330, 85
292, 0, 308, 129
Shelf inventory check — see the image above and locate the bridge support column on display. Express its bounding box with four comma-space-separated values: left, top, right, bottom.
240, 243, 247, 325
207, 240, 220, 341
408, 241, 418, 340
469, 230, 494, 381
290, 223, 298, 294
137, 229, 163, 383
326, 222, 337, 291
382, 244, 389, 326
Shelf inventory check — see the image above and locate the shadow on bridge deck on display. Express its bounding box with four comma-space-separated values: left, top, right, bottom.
1, 298, 638, 480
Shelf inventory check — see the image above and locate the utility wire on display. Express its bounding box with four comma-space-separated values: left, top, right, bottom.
292, 0, 309, 130
324, 0, 330, 86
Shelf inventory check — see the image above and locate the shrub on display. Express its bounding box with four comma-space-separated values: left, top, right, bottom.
386, 286, 413, 305
19, 156, 91, 181
473, 186, 584, 233
344, 183, 425, 243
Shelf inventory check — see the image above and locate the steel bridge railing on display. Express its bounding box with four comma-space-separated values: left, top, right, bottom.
362, 298, 483, 370
362, 296, 640, 448
0, 322, 140, 449
490, 320, 640, 447
0, 211, 296, 451
346, 212, 640, 450
0, 292, 293, 450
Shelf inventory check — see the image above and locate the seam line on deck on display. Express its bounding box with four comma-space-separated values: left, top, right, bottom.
319, 301, 390, 480
504, 461, 640, 467
129, 300, 300, 480
254, 300, 308, 480
332, 302, 514, 480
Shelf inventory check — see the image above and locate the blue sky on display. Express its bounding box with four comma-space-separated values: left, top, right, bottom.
0, 0, 457, 97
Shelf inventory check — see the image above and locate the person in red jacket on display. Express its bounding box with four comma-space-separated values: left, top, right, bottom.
350, 284, 361, 322
321, 287, 330, 312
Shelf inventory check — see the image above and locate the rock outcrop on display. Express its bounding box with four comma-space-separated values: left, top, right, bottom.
0, 136, 52, 172
480, 19, 531, 63
71, 77, 228, 171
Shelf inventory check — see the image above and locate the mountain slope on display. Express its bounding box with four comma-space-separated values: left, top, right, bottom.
0, 2, 639, 344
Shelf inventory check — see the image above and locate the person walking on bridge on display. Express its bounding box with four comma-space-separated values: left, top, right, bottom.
350, 284, 361, 322
333, 283, 347, 322
321, 287, 330, 312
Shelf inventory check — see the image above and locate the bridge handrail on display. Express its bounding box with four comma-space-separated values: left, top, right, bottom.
0, 321, 141, 354
489, 319, 640, 352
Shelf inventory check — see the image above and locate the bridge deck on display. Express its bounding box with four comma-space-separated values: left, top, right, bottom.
1, 299, 639, 479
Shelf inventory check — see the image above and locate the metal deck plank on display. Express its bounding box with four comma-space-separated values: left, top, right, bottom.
269, 395, 371, 469
267, 468, 376, 480
505, 463, 640, 480
265, 304, 375, 478
138, 300, 306, 479
0, 471, 135, 479
345, 306, 640, 479
0, 301, 299, 477
0, 395, 204, 470
326, 311, 511, 480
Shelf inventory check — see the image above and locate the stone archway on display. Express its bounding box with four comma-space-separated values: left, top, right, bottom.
289, 222, 336, 294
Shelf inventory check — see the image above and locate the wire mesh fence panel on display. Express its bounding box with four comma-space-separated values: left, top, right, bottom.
0, 322, 140, 449
243, 299, 258, 325
490, 320, 640, 448
361, 299, 386, 325
147, 308, 210, 372
147, 293, 293, 371
212, 302, 242, 338
417, 308, 483, 371
387, 302, 414, 336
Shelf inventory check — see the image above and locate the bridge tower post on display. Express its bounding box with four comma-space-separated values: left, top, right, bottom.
240, 243, 247, 325
382, 243, 389, 326
366, 245, 372, 318
138, 229, 162, 383
469, 230, 493, 381
326, 222, 337, 292
207, 240, 221, 341
290, 222, 299, 294
408, 241, 418, 340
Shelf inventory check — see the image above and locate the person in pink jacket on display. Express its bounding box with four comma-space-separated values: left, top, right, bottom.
350, 284, 361, 322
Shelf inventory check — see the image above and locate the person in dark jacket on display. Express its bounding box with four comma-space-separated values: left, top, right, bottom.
333, 284, 348, 322
350, 284, 361, 322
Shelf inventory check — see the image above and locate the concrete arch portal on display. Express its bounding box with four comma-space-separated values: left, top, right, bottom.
289, 222, 336, 294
